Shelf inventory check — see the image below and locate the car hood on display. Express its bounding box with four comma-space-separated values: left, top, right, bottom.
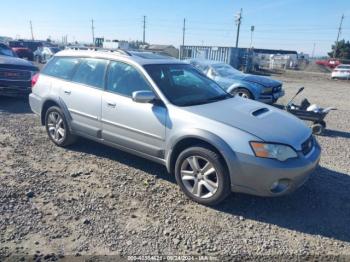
0, 55, 38, 71
242, 74, 282, 87
216, 73, 282, 89
183, 98, 311, 150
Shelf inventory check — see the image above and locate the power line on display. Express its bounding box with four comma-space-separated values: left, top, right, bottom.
91, 19, 95, 45
235, 8, 242, 48
30, 20, 34, 40
333, 14, 344, 58
143, 15, 146, 43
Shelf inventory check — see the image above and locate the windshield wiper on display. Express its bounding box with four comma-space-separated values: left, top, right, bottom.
180, 94, 231, 106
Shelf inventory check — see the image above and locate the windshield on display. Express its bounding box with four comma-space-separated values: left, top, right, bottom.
144, 64, 231, 106
212, 63, 243, 77
0, 47, 15, 57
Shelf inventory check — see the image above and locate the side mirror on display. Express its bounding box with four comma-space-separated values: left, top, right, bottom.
132, 90, 156, 103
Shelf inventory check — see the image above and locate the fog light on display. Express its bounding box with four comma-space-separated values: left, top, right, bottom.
270, 179, 290, 194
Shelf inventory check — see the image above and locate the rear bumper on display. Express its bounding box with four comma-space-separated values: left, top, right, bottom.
0, 86, 31, 97
29, 93, 42, 115
229, 140, 321, 197
331, 72, 350, 79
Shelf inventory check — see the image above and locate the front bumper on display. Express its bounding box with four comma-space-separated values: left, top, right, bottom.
229, 140, 321, 197
258, 89, 285, 104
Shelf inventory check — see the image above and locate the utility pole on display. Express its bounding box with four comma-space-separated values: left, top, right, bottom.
91, 19, 95, 46
250, 25, 255, 48
182, 18, 186, 47
311, 43, 316, 58
143, 16, 146, 44
30, 20, 34, 40
235, 8, 242, 48
333, 14, 344, 58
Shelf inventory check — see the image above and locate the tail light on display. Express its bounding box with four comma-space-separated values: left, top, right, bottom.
31, 73, 39, 88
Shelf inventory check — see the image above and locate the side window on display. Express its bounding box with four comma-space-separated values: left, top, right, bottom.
42, 57, 79, 80
106, 61, 151, 97
72, 58, 108, 89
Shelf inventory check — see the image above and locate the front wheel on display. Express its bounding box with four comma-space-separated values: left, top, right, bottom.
45, 106, 76, 147
232, 88, 253, 99
174, 145, 231, 206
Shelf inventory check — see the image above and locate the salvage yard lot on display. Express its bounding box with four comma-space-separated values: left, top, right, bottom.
0, 70, 349, 260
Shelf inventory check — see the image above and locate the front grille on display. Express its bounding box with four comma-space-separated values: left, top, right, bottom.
301, 136, 314, 155
0, 69, 31, 81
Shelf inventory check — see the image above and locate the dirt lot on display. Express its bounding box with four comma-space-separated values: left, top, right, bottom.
0, 70, 350, 261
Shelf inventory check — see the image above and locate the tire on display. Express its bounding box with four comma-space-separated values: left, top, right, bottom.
45, 106, 76, 147
232, 88, 253, 99
174, 145, 231, 206
311, 123, 324, 135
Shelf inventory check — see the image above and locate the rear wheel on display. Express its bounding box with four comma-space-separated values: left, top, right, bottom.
232, 88, 253, 99
175, 145, 231, 206
45, 106, 76, 147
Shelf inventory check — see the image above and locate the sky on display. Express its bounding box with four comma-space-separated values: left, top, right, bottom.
1, 0, 349, 56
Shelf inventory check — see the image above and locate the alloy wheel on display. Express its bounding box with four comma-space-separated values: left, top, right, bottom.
237, 91, 249, 98
180, 156, 219, 199
47, 111, 65, 143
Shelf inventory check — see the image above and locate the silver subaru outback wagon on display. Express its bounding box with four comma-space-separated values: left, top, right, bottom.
29, 49, 321, 205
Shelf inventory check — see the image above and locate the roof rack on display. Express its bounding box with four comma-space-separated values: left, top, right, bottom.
65, 46, 131, 56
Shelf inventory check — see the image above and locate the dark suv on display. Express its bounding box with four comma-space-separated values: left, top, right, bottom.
0, 43, 39, 97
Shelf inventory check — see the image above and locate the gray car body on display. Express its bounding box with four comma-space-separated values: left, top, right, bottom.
187, 59, 285, 104
29, 50, 321, 197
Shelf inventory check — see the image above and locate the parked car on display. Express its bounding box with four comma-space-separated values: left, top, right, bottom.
331, 64, 350, 79
29, 49, 321, 205
0, 43, 39, 97
316, 59, 341, 69
34, 46, 61, 63
9, 40, 41, 61
187, 59, 284, 104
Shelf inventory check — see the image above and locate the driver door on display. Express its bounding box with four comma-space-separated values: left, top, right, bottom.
101, 61, 167, 159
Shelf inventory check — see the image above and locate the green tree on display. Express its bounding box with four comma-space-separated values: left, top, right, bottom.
328, 39, 350, 59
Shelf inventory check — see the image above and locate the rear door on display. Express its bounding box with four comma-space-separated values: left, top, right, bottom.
101, 60, 166, 158
61, 57, 109, 138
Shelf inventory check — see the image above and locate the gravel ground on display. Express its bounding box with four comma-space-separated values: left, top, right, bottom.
0, 70, 350, 261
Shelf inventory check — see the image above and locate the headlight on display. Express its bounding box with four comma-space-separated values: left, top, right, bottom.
250, 142, 298, 161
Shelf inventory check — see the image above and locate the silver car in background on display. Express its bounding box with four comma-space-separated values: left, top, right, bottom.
187, 59, 285, 104
29, 49, 321, 205
331, 64, 350, 80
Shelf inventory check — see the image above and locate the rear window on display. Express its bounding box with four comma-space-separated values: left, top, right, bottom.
42, 57, 80, 80
71, 58, 108, 89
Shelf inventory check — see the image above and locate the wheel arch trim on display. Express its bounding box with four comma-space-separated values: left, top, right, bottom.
166, 129, 238, 184
40, 96, 72, 131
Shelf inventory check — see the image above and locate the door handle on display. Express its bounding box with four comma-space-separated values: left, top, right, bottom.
106, 101, 116, 107
64, 90, 71, 95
